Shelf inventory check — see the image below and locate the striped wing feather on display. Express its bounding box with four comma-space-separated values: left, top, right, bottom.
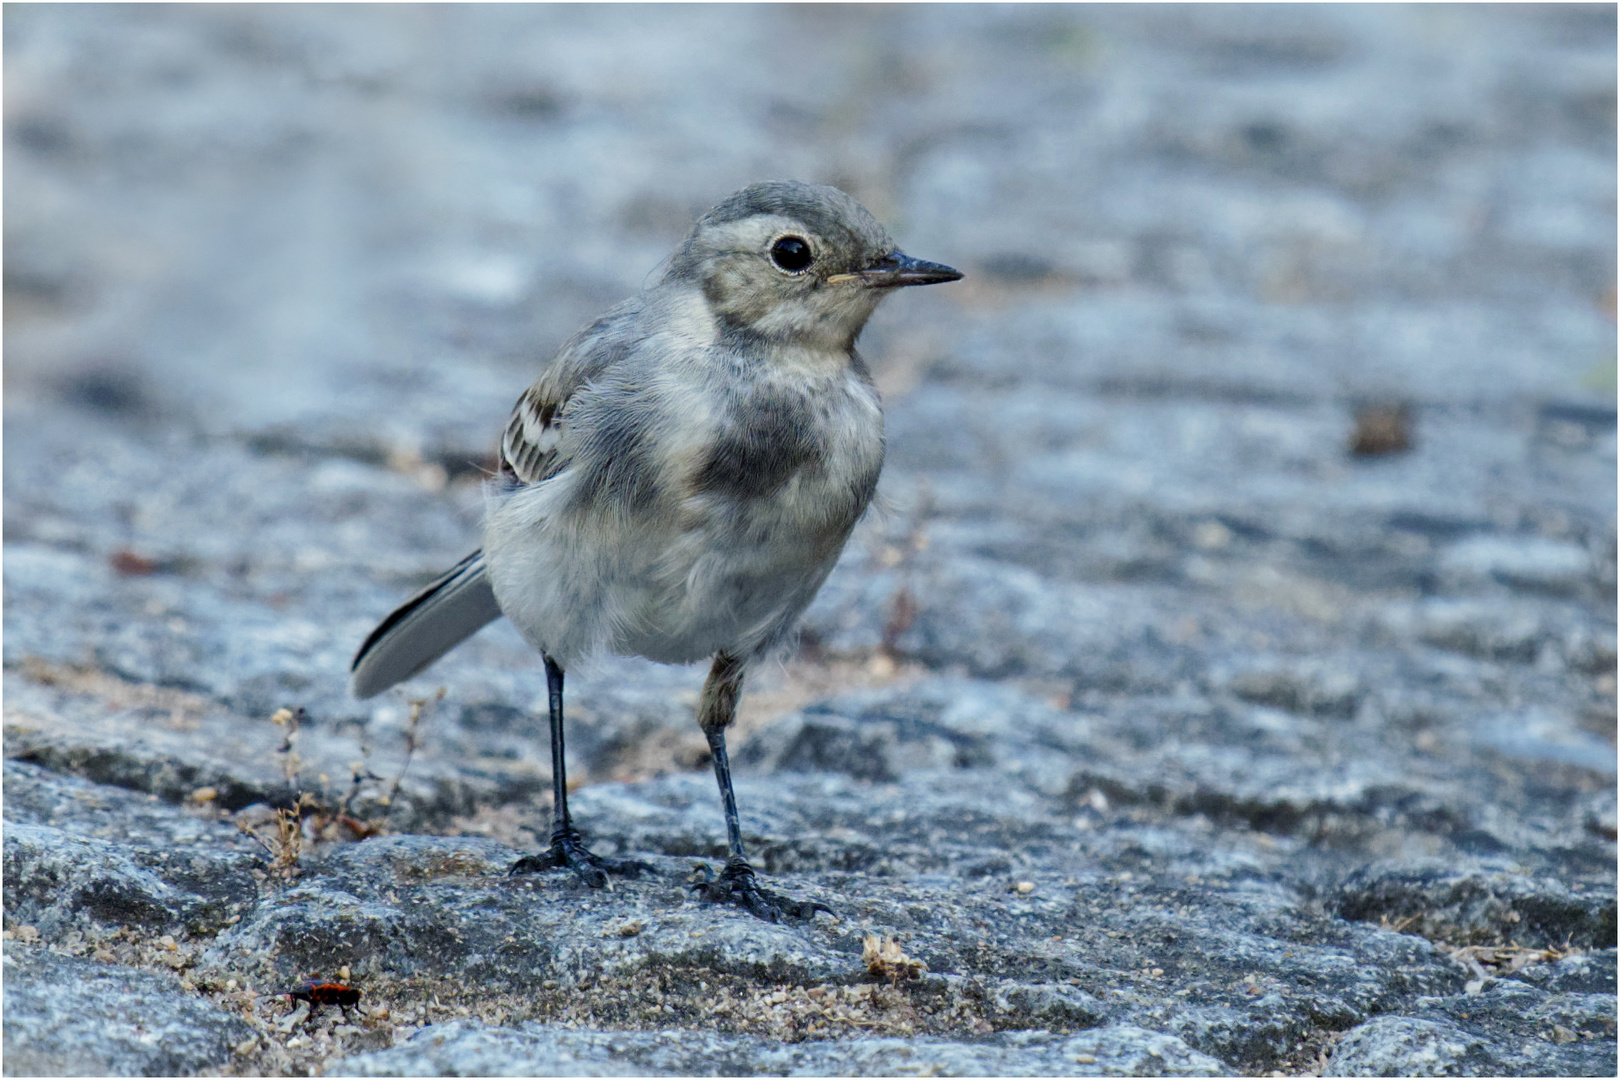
500, 299, 644, 485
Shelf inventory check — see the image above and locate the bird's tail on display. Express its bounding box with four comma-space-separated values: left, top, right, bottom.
350, 550, 503, 699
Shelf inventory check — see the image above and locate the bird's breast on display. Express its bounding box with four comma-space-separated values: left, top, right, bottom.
685, 366, 882, 521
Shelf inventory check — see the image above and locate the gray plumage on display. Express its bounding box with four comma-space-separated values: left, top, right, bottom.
351, 180, 960, 920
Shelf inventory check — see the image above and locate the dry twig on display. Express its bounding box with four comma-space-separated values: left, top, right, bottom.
270, 707, 306, 792
382, 687, 443, 806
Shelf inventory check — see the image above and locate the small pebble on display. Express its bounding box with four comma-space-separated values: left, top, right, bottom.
278, 1002, 310, 1032
1349, 402, 1413, 456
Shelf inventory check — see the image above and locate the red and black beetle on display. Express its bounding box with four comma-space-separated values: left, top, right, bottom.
282, 981, 362, 1015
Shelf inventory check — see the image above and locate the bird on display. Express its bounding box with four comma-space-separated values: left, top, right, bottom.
350, 180, 962, 921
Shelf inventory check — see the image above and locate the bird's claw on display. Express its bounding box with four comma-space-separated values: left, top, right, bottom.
688, 857, 831, 923
509, 828, 653, 888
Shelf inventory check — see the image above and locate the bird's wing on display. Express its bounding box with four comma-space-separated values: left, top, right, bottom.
501, 297, 644, 485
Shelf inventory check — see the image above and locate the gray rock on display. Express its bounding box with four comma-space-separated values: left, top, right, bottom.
1222, 658, 1362, 718
1326, 1016, 1496, 1076
2, 942, 254, 1077
1404, 600, 1552, 664
332, 1018, 1226, 1077
1334, 863, 1618, 949
1510, 949, 1617, 996
3, 757, 262, 850
990, 979, 1109, 1027
4, 821, 258, 938
1438, 536, 1595, 596
1404, 978, 1619, 1076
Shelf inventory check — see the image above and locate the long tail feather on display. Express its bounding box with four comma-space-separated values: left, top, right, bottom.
350, 550, 503, 699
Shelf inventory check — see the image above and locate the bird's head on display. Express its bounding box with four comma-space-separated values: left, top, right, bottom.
665, 180, 961, 352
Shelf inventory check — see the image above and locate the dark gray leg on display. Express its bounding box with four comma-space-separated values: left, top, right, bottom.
689, 653, 830, 922
509, 655, 652, 886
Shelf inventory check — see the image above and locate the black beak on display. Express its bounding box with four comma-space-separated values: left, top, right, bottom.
841, 251, 964, 288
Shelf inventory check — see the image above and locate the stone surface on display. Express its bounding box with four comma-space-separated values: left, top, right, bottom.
3, 4, 1615, 1077
1325, 1016, 1497, 1077
331, 1019, 1227, 1077
2, 942, 255, 1077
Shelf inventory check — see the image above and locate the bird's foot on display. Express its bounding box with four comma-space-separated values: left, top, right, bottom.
508, 828, 653, 889
688, 857, 831, 923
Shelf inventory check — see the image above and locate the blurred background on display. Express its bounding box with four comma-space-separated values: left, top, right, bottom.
4, 3, 1614, 812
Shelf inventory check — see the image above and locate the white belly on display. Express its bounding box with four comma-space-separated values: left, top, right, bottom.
482, 453, 873, 667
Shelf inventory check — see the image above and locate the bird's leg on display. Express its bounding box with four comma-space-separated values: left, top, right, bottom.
688, 652, 830, 922
509, 655, 652, 886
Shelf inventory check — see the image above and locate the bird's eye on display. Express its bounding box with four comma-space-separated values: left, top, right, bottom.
769, 236, 813, 273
